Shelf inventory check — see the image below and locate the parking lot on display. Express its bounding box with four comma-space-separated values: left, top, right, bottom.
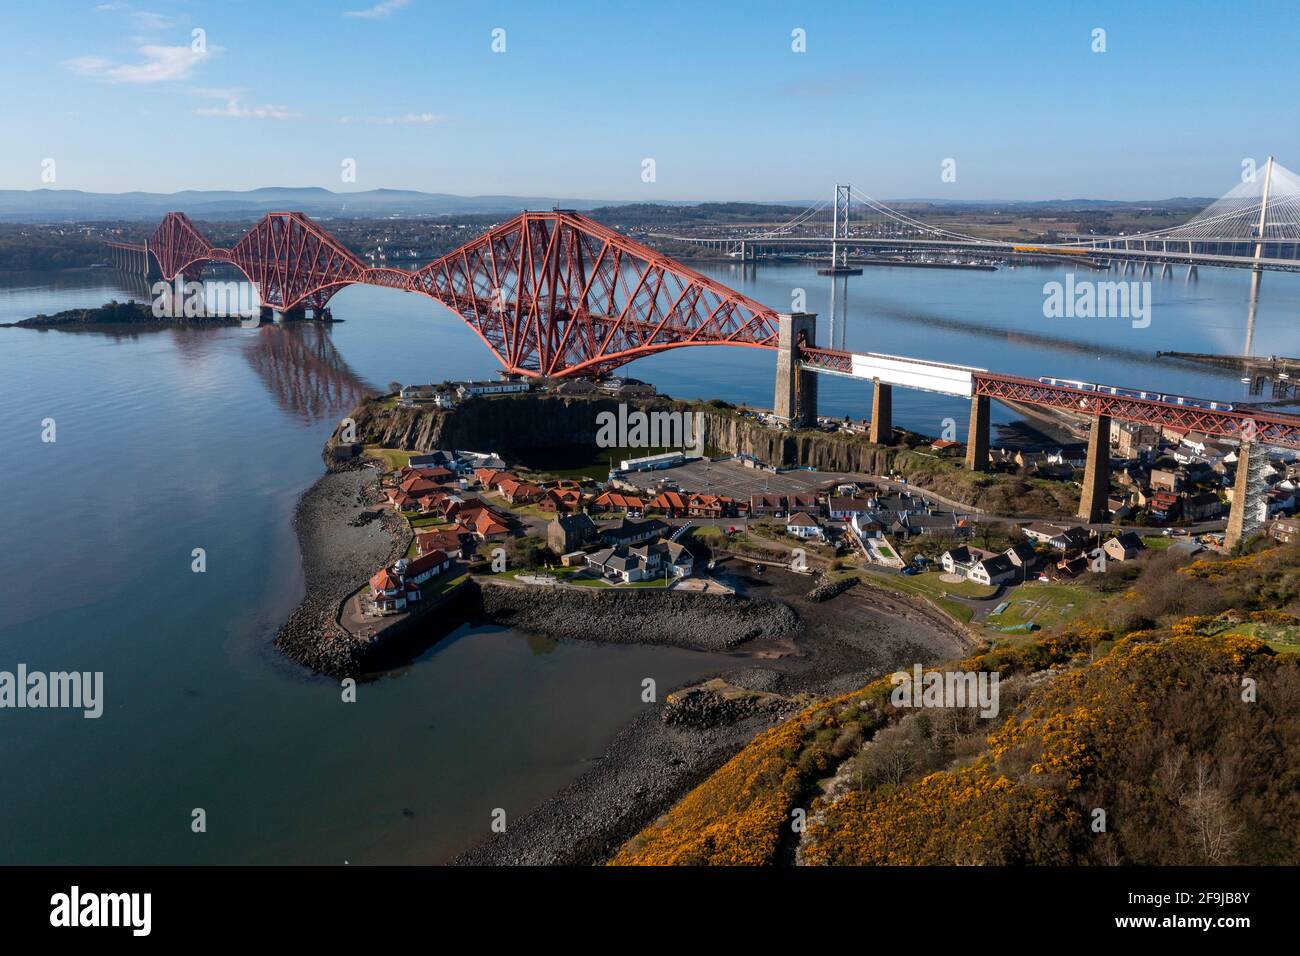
619, 458, 863, 500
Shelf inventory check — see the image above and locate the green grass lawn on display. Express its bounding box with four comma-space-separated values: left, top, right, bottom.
364, 446, 413, 472
408, 515, 452, 529
1142, 535, 1175, 551
910, 571, 998, 599
853, 571, 977, 624
984, 582, 1102, 633
416, 570, 469, 603
1227, 621, 1300, 656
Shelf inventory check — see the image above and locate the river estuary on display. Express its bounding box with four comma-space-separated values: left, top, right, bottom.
0, 258, 1296, 863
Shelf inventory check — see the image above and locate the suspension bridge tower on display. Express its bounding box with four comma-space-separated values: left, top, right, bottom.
818, 184, 863, 276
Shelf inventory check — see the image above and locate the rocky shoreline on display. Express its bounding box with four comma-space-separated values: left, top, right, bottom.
478, 583, 801, 652
273, 462, 413, 678
0, 300, 242, 329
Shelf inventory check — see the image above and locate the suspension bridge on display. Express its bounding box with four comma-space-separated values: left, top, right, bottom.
647, 157, 1300, 275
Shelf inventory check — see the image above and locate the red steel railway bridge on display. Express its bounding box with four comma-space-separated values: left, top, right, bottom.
106, 209, 1300, 545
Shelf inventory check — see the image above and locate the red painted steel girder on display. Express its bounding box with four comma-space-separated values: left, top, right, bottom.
974, 372, 1300, 449
149, 212, 212, 280
226, 212, 369, 310
140, 209, 781, 369
798, 346, 852, 375
405, 211, 781, 376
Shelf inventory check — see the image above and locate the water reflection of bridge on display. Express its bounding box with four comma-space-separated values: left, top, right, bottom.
102, 266, 373, 421
242, 323, 374, 424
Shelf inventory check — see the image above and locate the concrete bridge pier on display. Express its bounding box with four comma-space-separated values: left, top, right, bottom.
1226, 440, 1269, 548
283, 305, 306, 321
773, 311, 818, 427
1077, 414, 1112, 524
965, 394, 990, 471
869, 380, 894, 445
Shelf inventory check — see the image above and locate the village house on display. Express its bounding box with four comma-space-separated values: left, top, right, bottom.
646, 490, 689, 517
930, 438, 963, 457
827, 496, 874, 521
1182, 491, 1223, 521
408, 451, 461, 472
749, 493, 788, 518
1102, 531, 1146, 562
596, 377, 657, 399
1004, 541, 1040, 575
388, 490, 421, 513
417, 528, 472, 560
940, 545, 973, 575
368, 566, 417, 614
786, 512, 825, 540
1261, 486, 1294, 517
1111, 421, 1159, 459
1148, 492, 1182, 521
368, 550, 452, 615
1271, 516, 1300, 544
789, 493, 822, 516
398, 474, 449, 499
969, 553, 1017, 586
1108, 495, 1134, 520
1048, 555, 1089, 580
538, 487, 584, 513
466, 508, 511, 542
592, 491, 645, 516
1022, 522, 1088, 552
585, 539, 693, 583
496, 477, 545, 504
456, 379, 531, 399
547, 513, 597, 554
1149, 468, 1185, 493
550, 377, 597, 395
399, 384, 455, 408
688, 493, 742, 518
599, 517, 668, 548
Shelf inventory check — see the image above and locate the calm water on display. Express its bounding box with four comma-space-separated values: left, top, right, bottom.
1, 259, 1296, 864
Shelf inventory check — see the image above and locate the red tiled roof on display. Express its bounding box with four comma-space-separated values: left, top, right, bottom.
417, 530, 462, 552
370, 567, 401, 592
407, 549, 449, 576
473, 511, 510, 535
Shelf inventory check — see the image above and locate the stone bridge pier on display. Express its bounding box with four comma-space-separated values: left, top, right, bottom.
1077, 414, 1112, 524
773, 311, 818, 426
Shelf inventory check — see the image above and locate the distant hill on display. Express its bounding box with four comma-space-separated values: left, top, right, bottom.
0, 187, 1216, 222
0, 187, 697, 222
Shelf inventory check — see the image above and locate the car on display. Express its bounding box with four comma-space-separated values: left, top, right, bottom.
901, 565, 921, 576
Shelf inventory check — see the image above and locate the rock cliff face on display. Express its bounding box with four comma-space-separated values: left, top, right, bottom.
329, 393, 904, 473
328, 393, 1074, 517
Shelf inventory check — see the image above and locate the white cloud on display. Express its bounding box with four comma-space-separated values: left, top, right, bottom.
337, 112, 446, 126
196, 96, 299, 120
95, 3, 178, 31
64, 44, 212, 84
344, 0, 412, 19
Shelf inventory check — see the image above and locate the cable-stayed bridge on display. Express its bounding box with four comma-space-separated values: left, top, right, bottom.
648, 157, 1300, 274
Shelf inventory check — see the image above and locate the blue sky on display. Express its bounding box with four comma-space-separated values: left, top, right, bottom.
4, 0, 1297, 200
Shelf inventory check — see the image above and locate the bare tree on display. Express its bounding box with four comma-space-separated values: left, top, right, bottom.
1179, 755, 1243, 864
